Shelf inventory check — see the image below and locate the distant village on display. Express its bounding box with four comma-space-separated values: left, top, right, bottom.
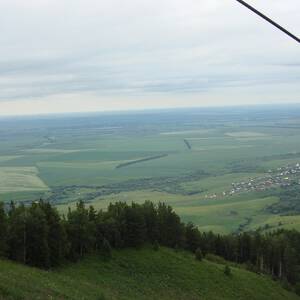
204, 162, 300, 200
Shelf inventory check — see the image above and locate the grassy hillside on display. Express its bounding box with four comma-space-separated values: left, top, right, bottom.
0, 247, 298, 300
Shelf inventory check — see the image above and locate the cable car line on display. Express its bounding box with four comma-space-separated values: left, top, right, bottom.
235, 0, 300, 43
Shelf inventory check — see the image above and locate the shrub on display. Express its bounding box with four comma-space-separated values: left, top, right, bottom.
153, 240, 159, 251
102, 238, 112, 260
205, 254, 227, 265
294, 282, 300, 295
224, 265, 231, 277
195, 248, 203, 261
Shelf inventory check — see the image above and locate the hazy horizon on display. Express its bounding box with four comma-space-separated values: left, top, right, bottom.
1, 102, 300, 119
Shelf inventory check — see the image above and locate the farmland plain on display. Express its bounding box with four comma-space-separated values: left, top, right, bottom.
1, 105, 300, 233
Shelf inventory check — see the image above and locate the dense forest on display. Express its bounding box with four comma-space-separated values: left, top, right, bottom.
0, 200, 300, 293
267, 185, 300, 215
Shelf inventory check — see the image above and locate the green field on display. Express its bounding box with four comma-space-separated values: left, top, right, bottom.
0, 247, 298, 300
1, 106, 300, 233
0, 167, 48, 193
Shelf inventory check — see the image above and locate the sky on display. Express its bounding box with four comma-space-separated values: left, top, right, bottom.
0, 0, 299, 116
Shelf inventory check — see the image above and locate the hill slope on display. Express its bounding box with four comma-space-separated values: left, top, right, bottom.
0, 247, 298, 300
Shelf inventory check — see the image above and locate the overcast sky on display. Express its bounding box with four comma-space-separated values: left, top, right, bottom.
0, 0, 299, 115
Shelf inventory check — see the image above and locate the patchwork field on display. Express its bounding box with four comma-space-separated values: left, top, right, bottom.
0, 166, 48, 193
1, 106, 300, 233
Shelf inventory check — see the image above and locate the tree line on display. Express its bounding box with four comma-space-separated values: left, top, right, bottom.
268, 185, 300, 215
0, 200, 299, 288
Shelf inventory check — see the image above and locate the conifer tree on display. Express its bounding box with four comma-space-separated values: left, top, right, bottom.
157, 202, 185, 248
284, 246, 298, 284
142, 201, 159, 243
185, 222, 201, 252
1, 199, 300, 288
88, 205, 97, 222
8, 204, 28, 264
40, 201, 68, 267
124, 204, 146, 248
67, 200, 93, 259
0, 202, 7, 256
26, 203, 50, 268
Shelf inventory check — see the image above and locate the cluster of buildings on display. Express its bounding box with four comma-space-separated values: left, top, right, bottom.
203, 163, 300, 200
228, 163, 300, 195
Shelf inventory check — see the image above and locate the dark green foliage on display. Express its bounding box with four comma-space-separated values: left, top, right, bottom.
96, 216, 123, 249
281, 278, 292, 292
295, 282, 300, 296
115, 154, 168, 169
101, 238, 112, 260
38, 201, 68, 267
195, 248, 203, 261
157, 203, 185, 248
88, 205, 97, 222
185, 222, 201, 252
224, 265, 231, 277
7, 201, 67, 268
1, 200, 300, 290
0, 202, 7, 256
267, 185, 300, 215
124, 204, 146, 248
26, 203, 50, 268
142, 201, 159, 243
284, 246, 298, 284
67, 200, 95, 260
153, 240, 159, 251
8, 204, 27, 264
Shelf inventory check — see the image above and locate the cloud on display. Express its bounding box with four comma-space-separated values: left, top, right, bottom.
0, 0, 299, 115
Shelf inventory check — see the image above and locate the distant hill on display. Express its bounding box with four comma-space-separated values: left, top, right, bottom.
0, 247, 298, 300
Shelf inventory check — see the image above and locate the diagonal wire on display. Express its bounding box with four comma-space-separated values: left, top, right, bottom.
235, 0, 300, 43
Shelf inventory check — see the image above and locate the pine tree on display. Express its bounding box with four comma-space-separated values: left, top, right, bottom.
39, 201, 68, 267
124, 204, 146, 248
284, 245, 298, 284
106, 202, 127, 246
67, 200, 94, 259
157, 202, 185, 248
8, 204, 28, 264
142, 201, 159, 242
8, 201, 15, 217
185, 222, 201, 252
26, 203, 50, 268
88, 205, 97, 222
0, 202, 7, 256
